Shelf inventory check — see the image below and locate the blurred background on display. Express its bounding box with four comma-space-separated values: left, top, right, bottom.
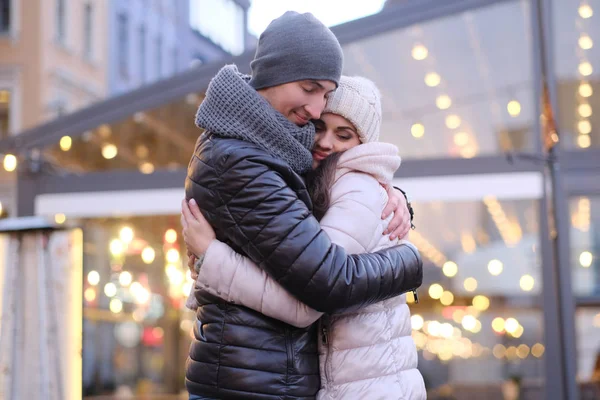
0, 0, 599, 399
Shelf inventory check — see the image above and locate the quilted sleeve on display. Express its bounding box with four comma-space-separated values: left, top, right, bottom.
187, 148, 422, 313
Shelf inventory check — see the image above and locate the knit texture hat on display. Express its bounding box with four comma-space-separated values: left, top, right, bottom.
248, 11, 343, 90
323, 76, 382, 143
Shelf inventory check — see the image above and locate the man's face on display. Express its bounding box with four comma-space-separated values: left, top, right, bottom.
259, 80, 337, 126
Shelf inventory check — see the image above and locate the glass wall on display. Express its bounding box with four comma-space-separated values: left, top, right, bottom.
570, 196, 599, 297
81, 215, 193, 397
344, 0, 536, 160
551, 0, 600, 150
407, 198, 544, 397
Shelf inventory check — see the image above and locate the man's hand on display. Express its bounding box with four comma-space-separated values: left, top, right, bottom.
381, 185, 412, 240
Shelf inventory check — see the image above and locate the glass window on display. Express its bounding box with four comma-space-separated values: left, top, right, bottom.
155, 36, 162, 79
575, 308, 600, 392
551, 0, 600, 150
0, 89, 10, 139
570, 196, 600, 296
139, 25, 146, 84
0, 0, 10, 33
84, 2, 94, 60
189, 0, 245, 55
56, 0, 66, 44
407, 198, 545, 396
118, 14, 129, 77
81, 216, 193, 396
343, 0, 536, 160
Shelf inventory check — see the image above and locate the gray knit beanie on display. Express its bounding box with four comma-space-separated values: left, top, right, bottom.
248, 11, 343, 90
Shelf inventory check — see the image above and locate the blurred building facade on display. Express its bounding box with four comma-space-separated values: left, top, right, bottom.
0, 0, 599, 399
108, 0, 252, 95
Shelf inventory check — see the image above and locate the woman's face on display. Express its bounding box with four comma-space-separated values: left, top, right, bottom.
312, 113, 361, 168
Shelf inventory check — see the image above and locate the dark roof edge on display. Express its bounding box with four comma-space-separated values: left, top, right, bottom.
0, 0, 508, 155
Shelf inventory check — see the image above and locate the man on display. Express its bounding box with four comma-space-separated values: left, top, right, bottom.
184, 11, 421, 399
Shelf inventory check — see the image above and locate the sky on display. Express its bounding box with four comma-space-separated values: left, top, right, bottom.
247, 0, 387, 37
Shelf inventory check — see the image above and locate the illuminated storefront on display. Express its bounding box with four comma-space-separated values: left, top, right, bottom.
0, 0, 599, 398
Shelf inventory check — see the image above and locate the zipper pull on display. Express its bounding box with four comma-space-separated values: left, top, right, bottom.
321, 326, 328, 345
412, 290, 419, 304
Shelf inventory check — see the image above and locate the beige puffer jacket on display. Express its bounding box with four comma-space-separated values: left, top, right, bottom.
192, 143, 426, 400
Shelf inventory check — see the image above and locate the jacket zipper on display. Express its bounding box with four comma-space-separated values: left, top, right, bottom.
412, 289, 419, 303
321, 315, 332, 387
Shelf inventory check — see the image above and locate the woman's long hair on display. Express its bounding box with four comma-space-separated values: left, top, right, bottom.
306, 152, 344, 221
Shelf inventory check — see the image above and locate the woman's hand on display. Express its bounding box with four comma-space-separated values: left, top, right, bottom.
381, 185, 412, 240
181, 198, 216, 263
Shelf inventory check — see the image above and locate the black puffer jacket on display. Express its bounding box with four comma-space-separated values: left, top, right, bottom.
184, 134, 423, 399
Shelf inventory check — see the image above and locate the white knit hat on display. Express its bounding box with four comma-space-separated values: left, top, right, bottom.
323, 76, 382, 143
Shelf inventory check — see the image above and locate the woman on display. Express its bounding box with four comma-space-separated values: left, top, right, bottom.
182, 76, 426, 399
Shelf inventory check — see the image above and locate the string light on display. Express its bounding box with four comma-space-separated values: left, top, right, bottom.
440, 291, 454, 306
578, 4, 594, 19
412, 44, 428, 60
428, 284, 444, 299
102, 144, 118, 159
424, 72, 441, 87
579, 34, 594, 50
139, 162, 155, 174
411, 123, 425, 138
104, 282, 117, 297
488, 259, 504, 276
109, 298, 123, 313
3, 154, 17, 172
54, 214, 66, 224
578, 103, 593, 118
578, 135, 591, 148
109, 239, 124, 257
453, 132, 469, 146
579, 83, 593, 98
87, 270, 100, 286
463, 277, 478, 292
119, 226, 134, 243
445, 115, 461, 129
578, 120, 592, 134
579, 62, 593, 76
141, 246, 155, 264
60, 136, 72, 151
520, 274, 535, 291
472, 295, 490, 311
580, 251, 593, 267
411, 315, 424, 330
165, 229, 178, 244
119, 271, 133, 287
507, 100, 521, 117
442, 261, 458, 277
436, 95, 452, 110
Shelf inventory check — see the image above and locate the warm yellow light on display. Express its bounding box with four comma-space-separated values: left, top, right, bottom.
440, 323, 454, 338
436, 95, 452, 110
493, 344, 506, 359
165, 229, 178, 244
578, 135, 591, 148
101, 144, 118, 159
507, 100, 521, 117
141, 246, 155, 264
504, 318, 519, 334
166, 248, 180, 263
445, 114, 461, 129
411, 314, 424, 330
132, 284, 150, 304
579, 83, 593, 98
452, 309, 465, 324
516, 344, 530, 359
512, 324, 524, 338
487, 259, 503, 276
580, 251, 593, 267
579, 103, 593, 118
461, 233, 476, 253
84, 288, 96, 302
579, 34, 594, 50
168, 268, 184, 286
406, 291, 415, 303
426, 321, 441, 336
438, 350, 453, 361
472, 295, 490, 311
531, 343, 545, 358
139, 162, 154, 174
428, 283, 444, 299
459, 146, 478, 159
54, 213, 66, 224
424, 72, 441, 87
119, 271, 133, 287
579, 62, 593, 77
520, 274, 535, 291
471, 320, 482, 333
462, 315, 477, 331
463, 277, 478, 292
442, 261, 458, 277
60, 136, 72, 151
579, 4, 594, 18
104, 282, 117, 297
109, 239, 124, 257
182, 282, 193, 297
109, 298, 123, 313
492, 317, 505, 333
3, 154, 17, 172
87, 270, 100, 286
119, 226, 134, 243
593, 313, 600, 327
578, 120, 592, 134
440, 291, 454, 306
453, 132, 469, 146
412, 44, 428, 60
411, 123, 425, 138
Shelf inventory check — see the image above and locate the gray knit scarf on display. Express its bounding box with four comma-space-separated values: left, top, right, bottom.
195, 65, 315, 174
